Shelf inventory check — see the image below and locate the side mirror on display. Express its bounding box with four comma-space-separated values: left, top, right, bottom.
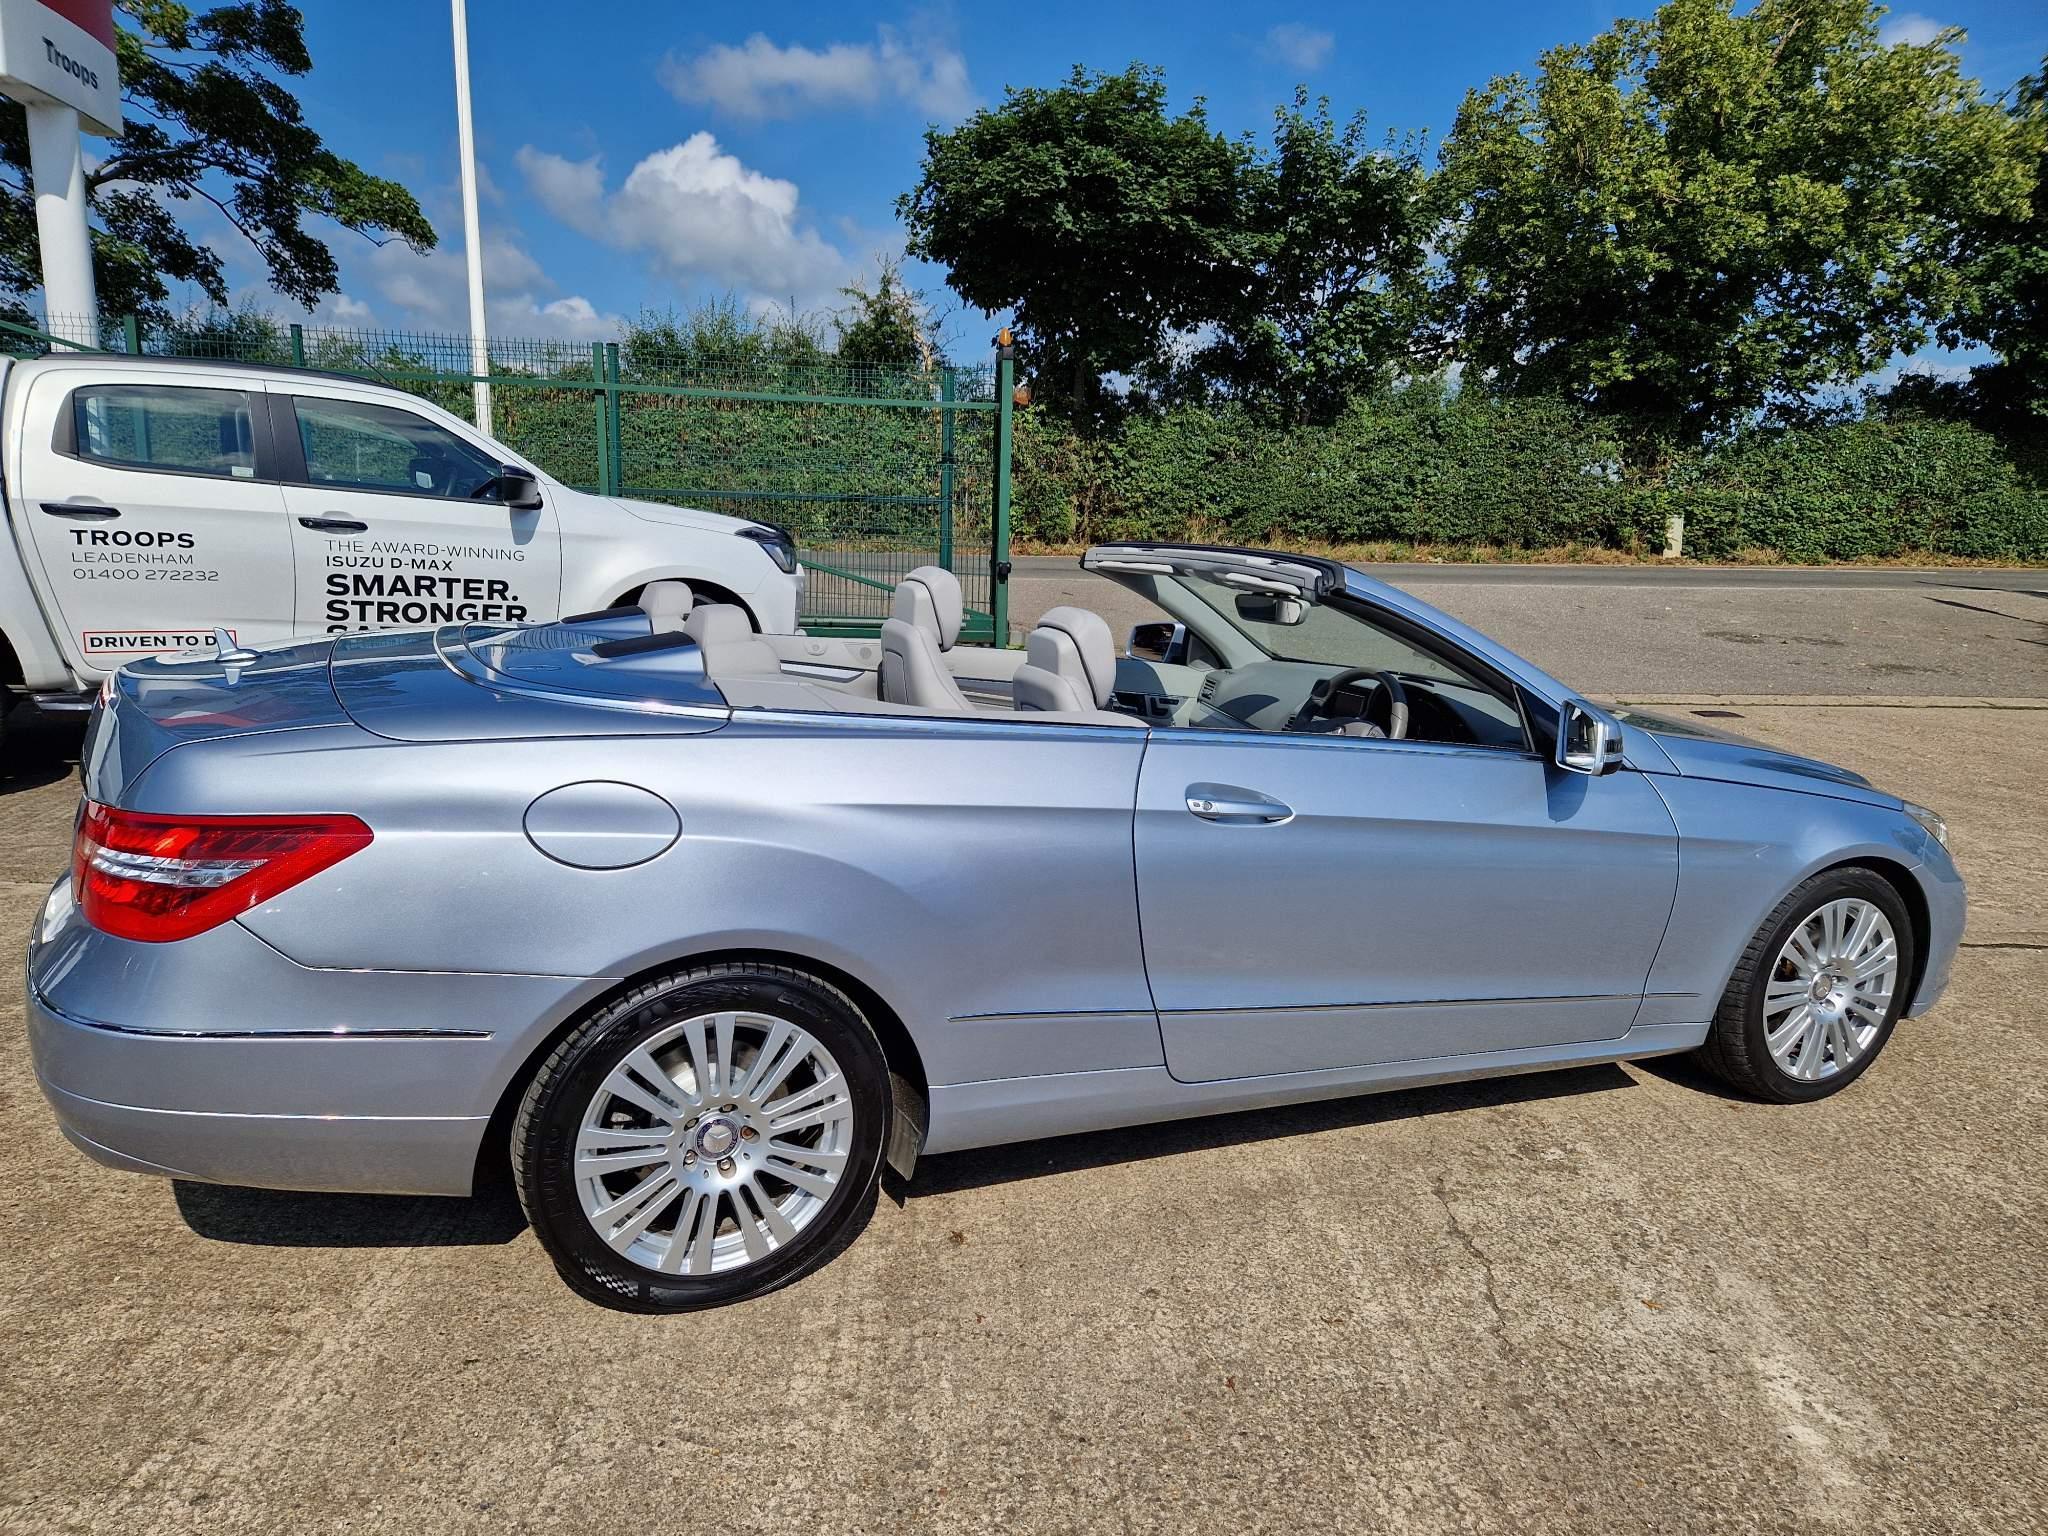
497, 468, 543, 510
1557, 699, 1625, 775
1126, 620, 1188, 665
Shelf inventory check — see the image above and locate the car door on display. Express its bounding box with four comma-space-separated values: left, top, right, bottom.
1135, 728, 1680, 1082
275, 387, 562, 635
17, 370, 294, 668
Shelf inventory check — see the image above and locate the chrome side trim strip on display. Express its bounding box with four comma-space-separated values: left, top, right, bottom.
34, 988, 492, 1041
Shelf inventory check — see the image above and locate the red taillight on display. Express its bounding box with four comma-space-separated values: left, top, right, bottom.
72, 801, 372, 943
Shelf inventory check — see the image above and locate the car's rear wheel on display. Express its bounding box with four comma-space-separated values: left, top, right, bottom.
1694, 867, 1915, 1102
514, 962, 889, 1311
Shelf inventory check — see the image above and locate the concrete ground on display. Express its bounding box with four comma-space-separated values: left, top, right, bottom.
1, 575, 2044, 1534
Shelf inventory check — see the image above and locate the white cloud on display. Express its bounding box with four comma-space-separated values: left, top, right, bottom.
1261, 23, 1335, 72
516, 134, 848, 307
351, 230, 627, 341
1877, 12, 1949, 47
660, 25, 974, 121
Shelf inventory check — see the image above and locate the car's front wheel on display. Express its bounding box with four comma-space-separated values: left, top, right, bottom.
1694, 866, 1916, 1102
514, 962, 889, 1311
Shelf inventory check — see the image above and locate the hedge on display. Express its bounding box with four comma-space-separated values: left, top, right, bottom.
1011, 394, 2048, 562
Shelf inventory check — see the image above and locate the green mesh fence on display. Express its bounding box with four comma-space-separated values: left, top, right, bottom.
5, 313, 1012, 639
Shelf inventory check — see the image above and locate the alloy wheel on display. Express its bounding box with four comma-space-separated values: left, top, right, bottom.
572, 1010, 854, 1275
1762, 897, 1899, 1083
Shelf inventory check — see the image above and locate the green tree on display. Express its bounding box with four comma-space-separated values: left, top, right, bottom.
833, 257, 942, 371
1434, 0, 2036, 456
1190, 92, 1432, 423
0, 0, 435, 325
1943, 56, 2048, 424
899, 64, 1253, 418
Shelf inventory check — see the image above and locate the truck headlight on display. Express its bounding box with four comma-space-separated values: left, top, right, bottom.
1903, 801, 1948, 849
738, 524, 798, 574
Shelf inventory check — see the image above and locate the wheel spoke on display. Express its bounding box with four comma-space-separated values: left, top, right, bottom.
590, 1166, 675, 1226
761, 1157, 836, 1198
747, 1178, 800, 1246
1787, 927, 1823, 970
743, 1026, 805, 1108
685, 1190, 719, 1275
1766, 1003, 1812, 1054
1843, 903, 1879, 963
578, 1125, 671, 1150
1853, 940, 1896, 982
604, 1179, 678, 1252
1791, 1012, 1826, 1079
764, 1073, 845, 1128
733, 1188, 773, 1262
680, 1017, 712, 1101
712, 1013, 736, 1102
576, 1144, 668, 1175
1764, 976, 1810, 1014
657, 1190, 705, 1274
598, 1066, 682, 1127
762, 1140, 847, 1173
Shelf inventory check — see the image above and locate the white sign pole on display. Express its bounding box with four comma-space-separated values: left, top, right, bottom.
24, 98, 94, 343
450, 0, 492, 435
1, 0, 122, 347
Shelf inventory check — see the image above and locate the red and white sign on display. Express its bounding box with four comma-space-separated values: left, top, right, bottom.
0, 0, 120, 134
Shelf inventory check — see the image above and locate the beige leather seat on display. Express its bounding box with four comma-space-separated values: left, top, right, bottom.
1015, 606, 1117, 713
685, 603, 782, 677
637, 580, 694, 633
880, 566, 977, 711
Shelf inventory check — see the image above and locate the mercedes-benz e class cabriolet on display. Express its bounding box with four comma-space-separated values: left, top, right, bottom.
29, 545, 1964, 1310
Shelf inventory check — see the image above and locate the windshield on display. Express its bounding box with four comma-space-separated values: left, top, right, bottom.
1173, 573, 1478, 686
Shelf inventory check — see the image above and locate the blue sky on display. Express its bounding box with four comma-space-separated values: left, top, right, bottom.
187, 1, 2048, 366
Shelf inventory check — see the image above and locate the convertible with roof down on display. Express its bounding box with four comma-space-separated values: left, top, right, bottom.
29, 544, 1964, 1310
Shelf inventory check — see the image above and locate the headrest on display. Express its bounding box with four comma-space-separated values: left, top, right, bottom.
639, 580, 694, 632
684, 603, 753, 646
1027, 606, 1116, 709
891, 566, 964, 652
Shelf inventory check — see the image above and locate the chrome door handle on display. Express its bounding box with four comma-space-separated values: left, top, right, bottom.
41, 502, 120, 519
1185, 783, 1293, 824
298, 515, 368, 533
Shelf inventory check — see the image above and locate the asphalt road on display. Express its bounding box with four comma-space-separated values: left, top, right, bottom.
1009, 559, 2048, 700
2, 600, 2044, 1533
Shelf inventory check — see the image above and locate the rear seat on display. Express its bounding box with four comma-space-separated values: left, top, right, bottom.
683, 603, 782, 677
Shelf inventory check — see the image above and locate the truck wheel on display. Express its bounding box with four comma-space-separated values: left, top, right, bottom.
514, 962, 889, 1312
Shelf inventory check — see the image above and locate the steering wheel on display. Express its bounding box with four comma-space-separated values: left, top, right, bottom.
1285, 667, 1409, 739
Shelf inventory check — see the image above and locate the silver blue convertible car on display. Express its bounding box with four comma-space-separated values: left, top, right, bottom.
29, 544, 1964, 1310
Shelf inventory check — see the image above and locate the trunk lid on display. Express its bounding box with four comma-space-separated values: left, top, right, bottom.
83, 637, 351, 804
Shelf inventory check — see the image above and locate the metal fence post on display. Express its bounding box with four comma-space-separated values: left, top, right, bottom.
120, 314, 140, 355
604, 341, 624, 496
938, 368, 956, 571
991, 334, 1015, 646
590, 342, 613, 496
289, 323, 306, 368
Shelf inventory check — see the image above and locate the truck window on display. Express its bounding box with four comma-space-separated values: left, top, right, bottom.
71, 385, 259, 478
292, 396, 505, 499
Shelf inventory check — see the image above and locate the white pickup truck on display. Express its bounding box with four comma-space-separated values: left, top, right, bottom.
0, 352, 805, 744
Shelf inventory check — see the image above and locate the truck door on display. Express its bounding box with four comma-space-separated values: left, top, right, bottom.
17, 372, 295, 671
274, 387, 561, 635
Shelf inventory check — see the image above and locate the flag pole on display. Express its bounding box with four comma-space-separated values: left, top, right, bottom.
451, 0, 492, 434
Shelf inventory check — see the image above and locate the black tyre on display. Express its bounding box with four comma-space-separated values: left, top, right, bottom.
514, 962, 890, 1312
1694, 866, 1916, 1103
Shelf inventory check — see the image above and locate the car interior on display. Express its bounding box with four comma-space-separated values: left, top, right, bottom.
520, 548, 1532, 751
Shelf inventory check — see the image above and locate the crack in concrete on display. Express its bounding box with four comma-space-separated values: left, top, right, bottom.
1961, 940, 2048, 951
1432, 1174, 1507, 1341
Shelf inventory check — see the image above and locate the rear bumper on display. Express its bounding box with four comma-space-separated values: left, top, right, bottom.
26, 879, 612, 1195
37, 1068, 487, 1196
